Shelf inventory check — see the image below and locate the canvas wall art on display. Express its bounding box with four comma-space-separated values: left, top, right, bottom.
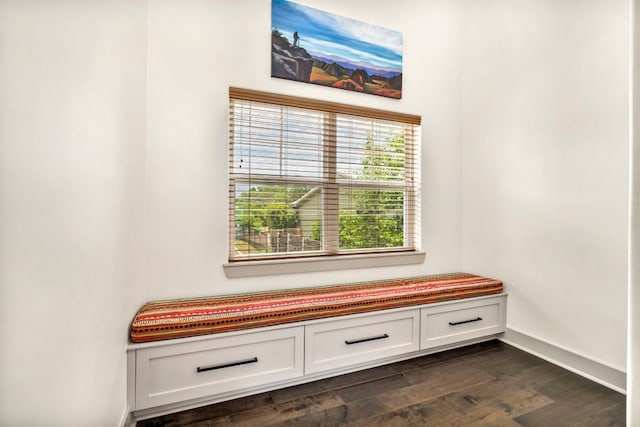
271, 0, 403, 99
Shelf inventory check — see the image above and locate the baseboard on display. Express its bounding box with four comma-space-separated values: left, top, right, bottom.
119, 405, 133, 427
499, 327, 626, 394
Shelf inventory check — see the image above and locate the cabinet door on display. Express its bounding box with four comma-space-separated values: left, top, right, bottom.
135, 327, 304, 409
305, 310, 420, 374
421, 295, 506, 349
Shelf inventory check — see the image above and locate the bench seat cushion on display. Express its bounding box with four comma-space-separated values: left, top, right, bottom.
130, 273, 503, 343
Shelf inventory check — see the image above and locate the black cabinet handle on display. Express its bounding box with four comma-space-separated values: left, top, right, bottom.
196, 357, 258, 373
448, 317, 482, 326
345, 333, 389, 345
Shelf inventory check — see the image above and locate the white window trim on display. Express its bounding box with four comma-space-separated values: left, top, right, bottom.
223, 250, 426, 278
227, 88, 423, 276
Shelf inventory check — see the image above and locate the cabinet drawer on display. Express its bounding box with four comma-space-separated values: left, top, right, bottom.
421, 295, 506, 349
135, 327, 304, 409
305, 309, 419, 374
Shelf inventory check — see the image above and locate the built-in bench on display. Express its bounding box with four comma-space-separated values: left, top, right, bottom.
130, 273, 503, 342
127, 273, 507, 422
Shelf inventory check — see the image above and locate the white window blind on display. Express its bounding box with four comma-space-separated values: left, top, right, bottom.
228, 88, 421, 262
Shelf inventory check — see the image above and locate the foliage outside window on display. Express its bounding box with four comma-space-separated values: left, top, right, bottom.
228, 88, 421, 262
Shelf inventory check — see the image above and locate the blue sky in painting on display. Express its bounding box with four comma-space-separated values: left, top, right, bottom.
271, 0, 402, 76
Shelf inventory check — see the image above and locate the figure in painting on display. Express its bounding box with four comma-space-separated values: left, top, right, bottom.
293, 31, 300, 48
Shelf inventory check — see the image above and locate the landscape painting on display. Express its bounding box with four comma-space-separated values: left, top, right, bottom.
271, 0, 403, 99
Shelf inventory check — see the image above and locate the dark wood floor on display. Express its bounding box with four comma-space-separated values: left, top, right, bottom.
138, 340, 625, 426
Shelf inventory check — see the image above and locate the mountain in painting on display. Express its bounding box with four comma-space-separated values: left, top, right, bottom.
316, 61, 351, 79
271, 29, 402, 99
271, 29, 314, 82
351, 69, 373, 86
388, 74, 402, 90
311, 54, 401, 79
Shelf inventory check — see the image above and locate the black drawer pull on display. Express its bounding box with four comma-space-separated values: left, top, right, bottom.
345, 333, 389, 345
449, 317, 482, 326
196, 357, 258, 373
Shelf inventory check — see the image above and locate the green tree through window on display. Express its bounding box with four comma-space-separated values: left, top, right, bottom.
235, 186, 307, 231
307, 133, 406, 250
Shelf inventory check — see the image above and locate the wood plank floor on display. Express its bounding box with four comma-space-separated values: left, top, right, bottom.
138, 340, 625, 426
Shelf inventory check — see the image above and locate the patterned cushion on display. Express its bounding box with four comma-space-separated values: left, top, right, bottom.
130, 273, 503, 343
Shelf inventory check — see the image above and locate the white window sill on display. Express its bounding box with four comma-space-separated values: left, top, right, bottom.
223, 251, 426, 278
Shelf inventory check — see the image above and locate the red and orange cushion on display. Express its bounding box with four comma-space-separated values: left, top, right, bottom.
130, 273, 503, 343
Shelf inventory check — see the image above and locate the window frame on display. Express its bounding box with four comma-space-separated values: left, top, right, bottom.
225, 88, 425, 277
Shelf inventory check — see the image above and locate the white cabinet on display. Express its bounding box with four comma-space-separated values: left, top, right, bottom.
421, 295, 507, 350
134, 327, 304, 409
304, 310, 420, 374
128, 294, 506, 420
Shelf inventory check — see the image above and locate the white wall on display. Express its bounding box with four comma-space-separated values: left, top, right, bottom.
0, 1, 147, 426
462, 0, 629, 373
145, 0, 464, 299
630, 0, 640, 421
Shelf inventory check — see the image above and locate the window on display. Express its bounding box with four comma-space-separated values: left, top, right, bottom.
227, 88, 422, 272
